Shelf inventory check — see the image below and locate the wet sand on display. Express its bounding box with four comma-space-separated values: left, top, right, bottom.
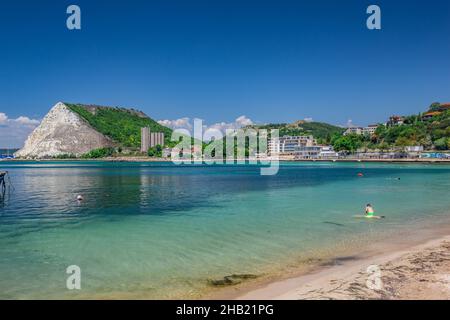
232, 235, 450, 300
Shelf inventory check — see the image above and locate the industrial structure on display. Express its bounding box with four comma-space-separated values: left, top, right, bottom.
140, 127, 165, 153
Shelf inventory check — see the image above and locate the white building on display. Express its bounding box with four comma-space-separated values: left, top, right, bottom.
268, 135, 316, 156
344, 125, 378, 136
405, 146, 424, 153
362, 125, 378, 136
294, 145, 322, 159
294, 145, 338, 159
319, 146, 339, 159
343, 127, 363, 135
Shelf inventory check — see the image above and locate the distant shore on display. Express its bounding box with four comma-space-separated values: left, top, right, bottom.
3, 156, 450, 163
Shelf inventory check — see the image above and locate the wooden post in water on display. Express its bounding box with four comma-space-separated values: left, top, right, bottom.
0, 171, 6, 197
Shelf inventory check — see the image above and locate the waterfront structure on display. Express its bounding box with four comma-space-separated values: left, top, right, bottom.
420, 152, 450, 159
319, 146, 339, 159
405, 146, 424, 153
293, 145, 338, 160
294, 145, 322, 159
141, 127, 165, 152
268, 135, 316, 156
354, 151, 407, 159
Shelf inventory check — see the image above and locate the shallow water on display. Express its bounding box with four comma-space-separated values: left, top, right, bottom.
0, 161, 449, 299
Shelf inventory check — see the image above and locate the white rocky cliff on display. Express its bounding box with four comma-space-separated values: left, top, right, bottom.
15, 102, 114, 158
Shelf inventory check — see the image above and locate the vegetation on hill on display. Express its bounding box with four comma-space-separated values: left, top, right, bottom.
66, 103, 173, 148
64, 101, 448, 158
247, 121, 345, 143
330, 103, 450, 152
373, 109, 450, 150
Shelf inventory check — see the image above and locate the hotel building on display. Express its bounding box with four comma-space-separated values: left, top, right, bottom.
268, 135, 316, 156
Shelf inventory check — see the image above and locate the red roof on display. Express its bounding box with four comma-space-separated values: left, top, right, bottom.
423, 111, 441, 116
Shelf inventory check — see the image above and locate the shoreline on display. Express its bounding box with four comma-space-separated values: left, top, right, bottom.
2, 157, 450, 163
217, 229, 450, 300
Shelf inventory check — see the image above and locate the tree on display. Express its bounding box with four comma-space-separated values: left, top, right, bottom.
428, 102, 441, 111
82, 147, 115, 159
434, 137, 449, 150
395, 136, 413, 147
148, 144, 163, 157
378, 142, 389, 152
331, 134, 362, 152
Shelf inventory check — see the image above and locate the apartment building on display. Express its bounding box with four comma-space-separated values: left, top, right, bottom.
268, 135, 316, 155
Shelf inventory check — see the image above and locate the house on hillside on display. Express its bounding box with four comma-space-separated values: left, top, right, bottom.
343, 124, 378, 136
387, 115, 405, 126
422, 111, 441, 120
362, 125, 378, 136
422, 103, 450, 120
343, 127, 362, 135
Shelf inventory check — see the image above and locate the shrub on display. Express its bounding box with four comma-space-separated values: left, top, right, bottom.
82, 147, 115, 159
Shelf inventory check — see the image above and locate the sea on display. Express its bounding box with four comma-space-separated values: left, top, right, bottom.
0, 161, 449, 299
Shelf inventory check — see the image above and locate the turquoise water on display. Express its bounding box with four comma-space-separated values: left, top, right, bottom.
0, 161, 449, 299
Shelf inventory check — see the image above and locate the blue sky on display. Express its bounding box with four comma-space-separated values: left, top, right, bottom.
1, 0, 449, 147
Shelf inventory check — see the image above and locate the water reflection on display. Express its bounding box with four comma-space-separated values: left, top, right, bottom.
1, 162, 447, 226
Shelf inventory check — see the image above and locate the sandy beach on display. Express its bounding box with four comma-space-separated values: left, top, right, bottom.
233, 235, 450, 300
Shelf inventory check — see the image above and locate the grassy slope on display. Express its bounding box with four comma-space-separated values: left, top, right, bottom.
65, 103, 172, 148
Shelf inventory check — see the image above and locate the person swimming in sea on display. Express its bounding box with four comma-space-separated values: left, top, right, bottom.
365, 203, 375, 217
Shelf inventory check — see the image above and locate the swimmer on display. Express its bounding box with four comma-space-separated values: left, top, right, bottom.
365, 203, 375, 217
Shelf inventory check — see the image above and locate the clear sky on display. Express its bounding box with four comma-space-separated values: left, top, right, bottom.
1, 0, 449, 147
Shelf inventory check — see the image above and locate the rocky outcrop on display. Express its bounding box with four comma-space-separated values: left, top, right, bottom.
15, 102, 115, 158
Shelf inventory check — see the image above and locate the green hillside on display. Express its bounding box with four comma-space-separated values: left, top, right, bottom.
65, 103, 172, 148
330, 103, 450, 152
248, 120, 345, 143
372, 108, 450, 150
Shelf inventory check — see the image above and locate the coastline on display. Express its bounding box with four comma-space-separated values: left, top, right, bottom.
2, 157, 450, 163
218, 229, 450, 300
